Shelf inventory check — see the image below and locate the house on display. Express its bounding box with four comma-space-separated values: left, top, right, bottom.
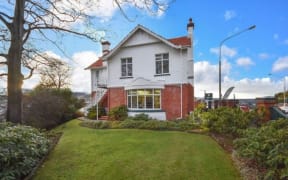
86, 18, 195, 120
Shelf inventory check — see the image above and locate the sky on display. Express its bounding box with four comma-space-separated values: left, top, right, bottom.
1, 0, 288, 99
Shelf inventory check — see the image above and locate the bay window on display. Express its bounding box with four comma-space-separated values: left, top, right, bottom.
127, 89, 161, 110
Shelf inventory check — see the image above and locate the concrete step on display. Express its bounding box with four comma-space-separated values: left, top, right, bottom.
99, 116, 109, 120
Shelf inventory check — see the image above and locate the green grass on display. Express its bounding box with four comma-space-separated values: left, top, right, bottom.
33, 120, 240, 180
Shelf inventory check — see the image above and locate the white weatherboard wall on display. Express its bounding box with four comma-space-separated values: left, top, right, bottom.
91, 68, 107, 91
107, 43, 190, 88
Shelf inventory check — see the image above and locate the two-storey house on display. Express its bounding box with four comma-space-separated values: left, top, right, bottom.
86, 18, 195, 120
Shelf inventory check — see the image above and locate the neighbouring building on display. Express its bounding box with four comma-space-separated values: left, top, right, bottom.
86, 18, 195, 120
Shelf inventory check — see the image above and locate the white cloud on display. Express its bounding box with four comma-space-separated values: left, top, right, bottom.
210, 45, 237, 58
194, 60, 281, 99
19, 50, 99, 92
224, 10, 236, 21
70, 51, 100, 92
258, 53, 269, 59
284, 39, 288, 45
236, 57, 255, 67
272, 56, 288, 72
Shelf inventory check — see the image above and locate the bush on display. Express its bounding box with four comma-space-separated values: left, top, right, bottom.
201, 107, 255, 136
87, 105, 106, 119
130, 113, 151, 121
79, 119, 200, 131
0, 123, 50, 180
108, 105, 128, 121
23, 87, 84, 129
234, 119, 288, 179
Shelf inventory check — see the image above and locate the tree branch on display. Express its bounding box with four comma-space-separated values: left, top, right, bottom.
0, 12, 12, 29
23, 67, 34, 80
0, 73, 8, 77
0, 53, 8, 59
30, 25, 100, 42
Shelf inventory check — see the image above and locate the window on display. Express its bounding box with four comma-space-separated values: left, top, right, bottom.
121, 57, 132, 77
155, 53, 169, 75
127, 89, 161, 110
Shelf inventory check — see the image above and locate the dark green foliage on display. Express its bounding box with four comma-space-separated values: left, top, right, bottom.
23, 87, 84, 129
130, 113, 151, 121
87, 105, 106, 119
79, 119, 200, 131
201, 107, 256, 136
0, 123, 49, 180
234, 119, 288, 179
108, 105, 128, 121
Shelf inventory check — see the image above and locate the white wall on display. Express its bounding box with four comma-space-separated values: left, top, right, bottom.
91, 68, 107, 91
107, 42, 191, 88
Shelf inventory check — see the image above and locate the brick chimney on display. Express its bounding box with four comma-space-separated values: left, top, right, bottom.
187, 18, 194, 39
101, 41, 110, 55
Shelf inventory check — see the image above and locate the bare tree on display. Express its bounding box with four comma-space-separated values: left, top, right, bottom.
38, 57, 71, 89
0, 0, 170, 123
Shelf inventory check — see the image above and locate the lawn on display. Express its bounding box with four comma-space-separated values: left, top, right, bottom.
33, 120, 240, 180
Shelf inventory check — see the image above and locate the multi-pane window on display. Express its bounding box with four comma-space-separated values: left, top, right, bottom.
121, 57, 132, 77
155, 53, 169, 75
127, 89, 161, 110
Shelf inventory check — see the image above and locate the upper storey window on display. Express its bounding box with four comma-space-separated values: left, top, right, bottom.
121, 57, 133, 77
155, 53, 169, 75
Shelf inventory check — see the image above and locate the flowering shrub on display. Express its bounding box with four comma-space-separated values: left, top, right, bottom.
0, 123, 50, 180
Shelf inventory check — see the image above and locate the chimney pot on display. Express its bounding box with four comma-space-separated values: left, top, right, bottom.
101, 41, 110, 55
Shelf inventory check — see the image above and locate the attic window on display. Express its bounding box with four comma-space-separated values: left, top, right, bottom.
155, 53, 169, 75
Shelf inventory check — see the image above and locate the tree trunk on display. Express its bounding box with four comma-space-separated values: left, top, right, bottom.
7, 0, 25, 123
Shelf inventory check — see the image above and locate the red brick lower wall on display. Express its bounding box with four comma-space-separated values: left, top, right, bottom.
107, 84, 194, 120
162, 84, 194, 120
108, 87, 126, 110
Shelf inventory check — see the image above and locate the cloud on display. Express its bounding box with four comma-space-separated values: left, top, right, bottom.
236, 57, 255, 67
19, 50, 99, 92
272, 56, 288, 72
258, 53, 269, 59
284, 39, 288, 45
224, 10, 236, 21
70, 51, 100, 92
194, 60, 281, 99
210, 45, 237, 58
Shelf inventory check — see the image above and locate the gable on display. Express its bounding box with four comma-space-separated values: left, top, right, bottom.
122, 29, 161, 47
103, 25, 183, 61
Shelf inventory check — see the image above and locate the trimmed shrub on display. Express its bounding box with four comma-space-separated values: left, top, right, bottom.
108, 105, 128, 121
0, 123, 50, 179
80, 119, 200, 131
87, 105, 106, 120
131, 113, 151, 121
201, 107, 255, 136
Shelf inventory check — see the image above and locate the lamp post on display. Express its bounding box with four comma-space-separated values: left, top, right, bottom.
218, 25, 256, 107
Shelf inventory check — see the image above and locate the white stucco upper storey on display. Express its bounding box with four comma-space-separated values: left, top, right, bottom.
86, 20, 194, 92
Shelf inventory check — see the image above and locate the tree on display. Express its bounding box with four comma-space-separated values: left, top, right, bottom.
38, 57, 71, 89
0, 0, 170, 123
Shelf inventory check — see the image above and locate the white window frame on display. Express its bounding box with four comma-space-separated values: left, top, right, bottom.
127, 89, 161, 110
155, 53, 169, 75
121, 57, 133, 78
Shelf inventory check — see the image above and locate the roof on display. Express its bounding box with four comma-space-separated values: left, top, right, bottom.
85, 58, 103, 70
168, 36, 191, 46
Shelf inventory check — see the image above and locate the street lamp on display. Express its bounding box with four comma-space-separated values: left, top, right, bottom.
218, 25, 256, 106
